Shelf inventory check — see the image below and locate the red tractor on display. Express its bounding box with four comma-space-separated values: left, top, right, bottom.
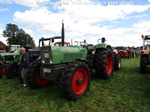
119, 47, 135, 59
119, 49, 128, 58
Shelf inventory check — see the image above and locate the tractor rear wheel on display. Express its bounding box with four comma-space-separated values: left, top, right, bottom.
60, 61, 91, 100
94, 48, 114, 79
140, 56, 147, 73
27, 63, 51, 89
127, 53, 130, 59
1, 64, 7, 75
5, 63, 19, 79
114, 53, 121, 70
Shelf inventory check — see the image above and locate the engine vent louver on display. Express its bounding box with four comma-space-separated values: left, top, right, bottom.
64, 53, 82, 61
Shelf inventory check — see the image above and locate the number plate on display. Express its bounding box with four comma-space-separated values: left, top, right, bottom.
44, 53, 49, 58
43, 68, 51, 73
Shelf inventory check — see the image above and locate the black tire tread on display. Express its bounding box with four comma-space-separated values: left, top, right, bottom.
140, 56, 147, 73
5, 63, 18, 79
114, 54, 121, 70
60, 60, 91, 100
94, 48, 114, 79
27, 63, 50, 89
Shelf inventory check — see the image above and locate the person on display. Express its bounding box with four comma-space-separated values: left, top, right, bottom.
19, 47, 29, 89
113, 48, 118, 54
0, 53, 3, 79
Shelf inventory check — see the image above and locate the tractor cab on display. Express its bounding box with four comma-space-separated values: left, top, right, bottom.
145, 43, 150, 50
6, 45, 21, 52
140, 34, 150, 52
142, 35, 150, 50
74, 40, 94, 54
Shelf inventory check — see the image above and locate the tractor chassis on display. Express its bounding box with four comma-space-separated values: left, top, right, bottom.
40, 64, 66, 81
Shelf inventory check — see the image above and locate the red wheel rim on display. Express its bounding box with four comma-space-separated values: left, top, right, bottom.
106, 54, 113, 75
2, 66, 6, 74
72, 68, 88, 95
35, 67, 50, 86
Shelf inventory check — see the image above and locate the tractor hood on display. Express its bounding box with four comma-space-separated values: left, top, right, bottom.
95, 43, 111, 49
0, 52, 20, 63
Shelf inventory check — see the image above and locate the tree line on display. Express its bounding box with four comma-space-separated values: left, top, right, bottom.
2, 23, 35, 47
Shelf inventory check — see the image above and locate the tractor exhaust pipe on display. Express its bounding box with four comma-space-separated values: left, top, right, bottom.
23, 35, 30, 51
61, 20, 64, 46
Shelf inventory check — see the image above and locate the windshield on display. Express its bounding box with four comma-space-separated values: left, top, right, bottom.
6, 45, 20, 52
144, 40, 150, 50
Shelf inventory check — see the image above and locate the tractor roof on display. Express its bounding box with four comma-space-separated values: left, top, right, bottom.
54, 42, 70, 44
144, 35, 150, 40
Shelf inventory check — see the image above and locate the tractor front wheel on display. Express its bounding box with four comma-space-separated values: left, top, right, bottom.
60, 61, 91, 100
27, 63, 51, 89
1, 64, 7, 75
140, 56, 147, 73
5, 63, 19, 79
94, 48, 114, 79
114, 53, 121, 70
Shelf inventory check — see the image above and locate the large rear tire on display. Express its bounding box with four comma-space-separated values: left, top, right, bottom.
140, 56, 147, 73
27, 63, 51, 89
60, 61, 91, 100
94, 48, 114, 79
5, 63, 19, 79
114, 53, 121, 70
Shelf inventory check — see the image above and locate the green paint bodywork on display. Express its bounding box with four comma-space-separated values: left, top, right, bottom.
95, 43, 108, 49
1, 52, 20, 63
41, 46, 87, 64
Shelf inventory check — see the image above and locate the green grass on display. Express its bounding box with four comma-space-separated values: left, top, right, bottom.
0, 57, 150, 112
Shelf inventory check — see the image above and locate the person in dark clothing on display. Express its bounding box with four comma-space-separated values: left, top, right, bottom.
0, 54, 3, 79
19, 47, 29, 89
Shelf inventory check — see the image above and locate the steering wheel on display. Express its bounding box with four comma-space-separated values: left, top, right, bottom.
80, 42, 88, 46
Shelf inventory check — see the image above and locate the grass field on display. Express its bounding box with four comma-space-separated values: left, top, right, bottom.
0, 57, 150, 112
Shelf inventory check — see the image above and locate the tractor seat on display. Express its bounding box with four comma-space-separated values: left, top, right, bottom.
86, 44, 94, 54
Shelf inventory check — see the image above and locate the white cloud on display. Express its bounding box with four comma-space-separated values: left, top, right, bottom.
0, 8, 9, 12
0, 0, 12, 4
24, 29, 33, 37
0, 0, 51, 7
133, 21, 150, 34
12, 0, 150, 47
0, 29, 7, 45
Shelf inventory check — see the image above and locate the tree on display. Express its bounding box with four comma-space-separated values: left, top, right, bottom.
2, 23, 35, 47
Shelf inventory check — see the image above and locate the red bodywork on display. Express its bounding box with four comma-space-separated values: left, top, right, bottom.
0, 50, 6, 53
54, 42, 70, 46
119, 50, 128, 57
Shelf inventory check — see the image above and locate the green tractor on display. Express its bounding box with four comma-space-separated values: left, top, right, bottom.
27, 21, 121, 100
0, 45, 21, 76
5, 36, 40, 79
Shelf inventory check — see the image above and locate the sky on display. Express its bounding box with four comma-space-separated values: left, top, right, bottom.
0, 0, 150, 47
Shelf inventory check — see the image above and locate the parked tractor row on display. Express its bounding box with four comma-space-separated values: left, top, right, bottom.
115, 46, 136, 59
0, 21, 121, 100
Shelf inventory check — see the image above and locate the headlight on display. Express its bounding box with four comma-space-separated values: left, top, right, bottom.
42, 60, 45, 63
50, 59, 53, 64
44, 53, 49, 58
